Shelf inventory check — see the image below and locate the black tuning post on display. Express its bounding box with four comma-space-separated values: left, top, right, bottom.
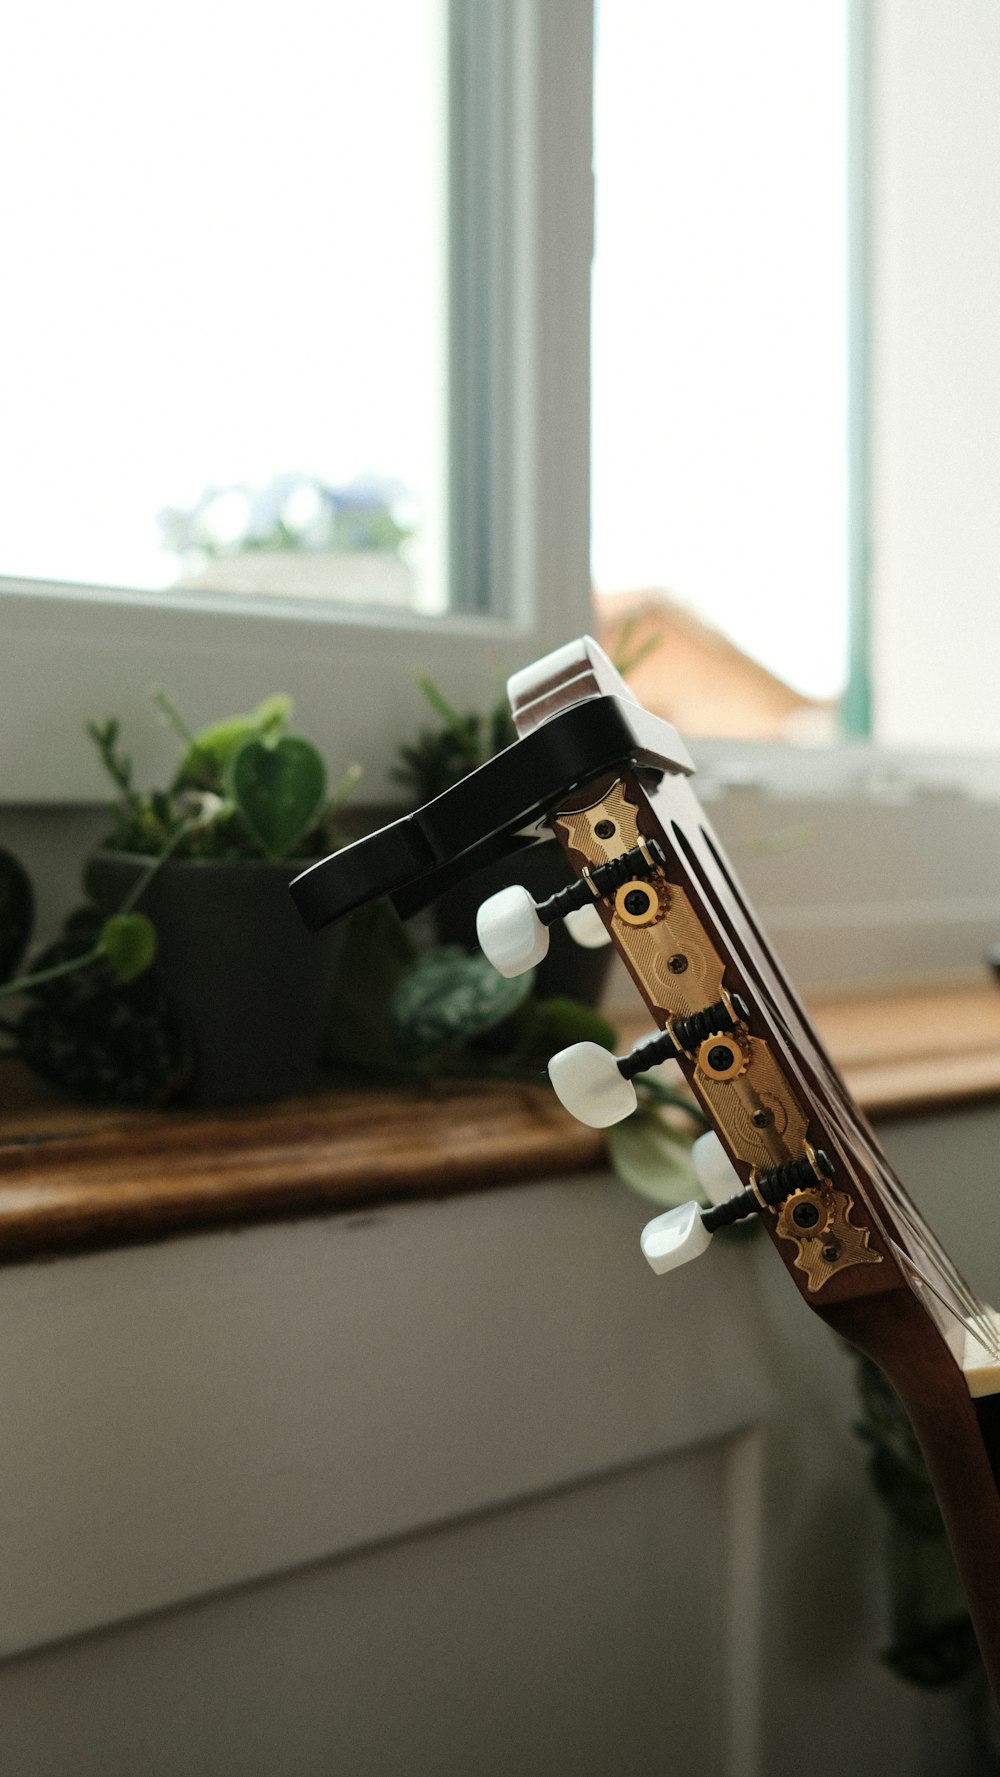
548, 995, 756, 1130
702, 1148, 834, 1233
671, 995, 751, 1056
533, 838, 669, 928
476, 839, 670, 979
617, 1028, 681, 1079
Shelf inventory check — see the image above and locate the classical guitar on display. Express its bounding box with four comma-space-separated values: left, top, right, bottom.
291, 635, 1000, 1696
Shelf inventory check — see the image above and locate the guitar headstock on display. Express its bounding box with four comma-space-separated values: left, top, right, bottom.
290, 637, 990, 1367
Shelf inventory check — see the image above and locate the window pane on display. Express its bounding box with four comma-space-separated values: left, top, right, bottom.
592, 0, 850, 738
0, 0, 448, 613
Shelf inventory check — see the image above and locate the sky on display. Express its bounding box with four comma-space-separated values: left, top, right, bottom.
0, 0, 848, 698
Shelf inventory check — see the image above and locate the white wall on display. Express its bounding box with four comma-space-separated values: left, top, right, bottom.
0, 1146, 989, 1777
871, 0, 1000, 748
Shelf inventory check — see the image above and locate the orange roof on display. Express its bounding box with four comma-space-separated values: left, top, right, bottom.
594, 588, 833, 741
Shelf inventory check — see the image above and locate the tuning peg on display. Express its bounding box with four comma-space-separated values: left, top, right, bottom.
691, 1130, 742, 1205
640, 1201, 713, 1274
548, 1042, 637, 1127
562, 902, 612, 949
475, 885, 551, 977
548, 1027, 681, 1128
478, 839, 670, 978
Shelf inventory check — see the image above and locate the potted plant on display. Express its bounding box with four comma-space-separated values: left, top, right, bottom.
393, 677, 614, 1005
84, 693, 360, 1105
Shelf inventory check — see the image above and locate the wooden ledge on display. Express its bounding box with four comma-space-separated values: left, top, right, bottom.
2, 978, 1000, 1261
811, 980, 1000, 1119
0, 1068, 605, 1261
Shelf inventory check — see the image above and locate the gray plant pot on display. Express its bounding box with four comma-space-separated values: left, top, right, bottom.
85, 853, 348, 1107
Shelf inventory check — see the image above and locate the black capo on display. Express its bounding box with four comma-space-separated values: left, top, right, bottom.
289, 693, 693, 930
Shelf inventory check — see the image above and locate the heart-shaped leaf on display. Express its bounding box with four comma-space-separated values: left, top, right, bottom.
0, 848, 34, 984
390, 945, 533, 1057
230, 736, 327, 859
100, 912, 157, 982
173, 695, 294, 791
605, 1107, 701, 1207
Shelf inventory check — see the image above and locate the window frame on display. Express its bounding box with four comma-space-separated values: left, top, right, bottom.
0, 0, 595, 803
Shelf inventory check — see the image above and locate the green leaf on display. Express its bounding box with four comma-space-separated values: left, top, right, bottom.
229, 735, 327, 859
100, 913, 157, 982
87, 717, 139, 807
605, 1106, 701, 1206
506, 996, 617, 1070
390, 946, 534, 1057
252, 693, 293, 736
173, 695, 294, 791
325, 761, 363, 822
416, 675, 475, 740
636, 1071, 710, 1125
323, 898, 415, 1071
0, 848, 34, 984
611, 611, 663, 679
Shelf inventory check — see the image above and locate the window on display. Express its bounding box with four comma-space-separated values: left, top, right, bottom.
591, 0, 854, 742
1, 1, 595, 800
10, 0, 998, 804
591, 2, 1000, 756
1, 1, 448, 618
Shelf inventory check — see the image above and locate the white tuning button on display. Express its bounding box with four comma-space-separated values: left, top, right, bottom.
640, 1201, 713, 1275
476, 884, 549, 978
692, 1130, 742, 1206
548, 1042, 637, 1128
562, 902, 613, 949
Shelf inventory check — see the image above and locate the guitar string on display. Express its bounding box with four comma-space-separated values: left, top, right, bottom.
685, 815, 998, 1348
688, 815, 996, 1338
759, 981, 1000, 1354
889, 1239, 1000, 1363
762, 980, 999, 1356
816, 1080, 997, 1351
761, 997, 998, 1352
664, 813, 999, 1356
823, 1093, 999, 1355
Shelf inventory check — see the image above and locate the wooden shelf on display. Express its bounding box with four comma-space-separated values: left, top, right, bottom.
3, 978, 1000, 1262
811, 980, 1000, 1119
0, 1066, 605, 1261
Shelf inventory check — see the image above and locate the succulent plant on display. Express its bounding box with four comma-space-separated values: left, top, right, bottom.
392, 677, 516, 805
16, 913, 190, 1104
89, 691, 358, 863
0, 844, 185, 1103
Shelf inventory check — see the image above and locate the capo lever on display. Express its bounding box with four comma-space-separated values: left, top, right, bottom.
289, 694, 692, 930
